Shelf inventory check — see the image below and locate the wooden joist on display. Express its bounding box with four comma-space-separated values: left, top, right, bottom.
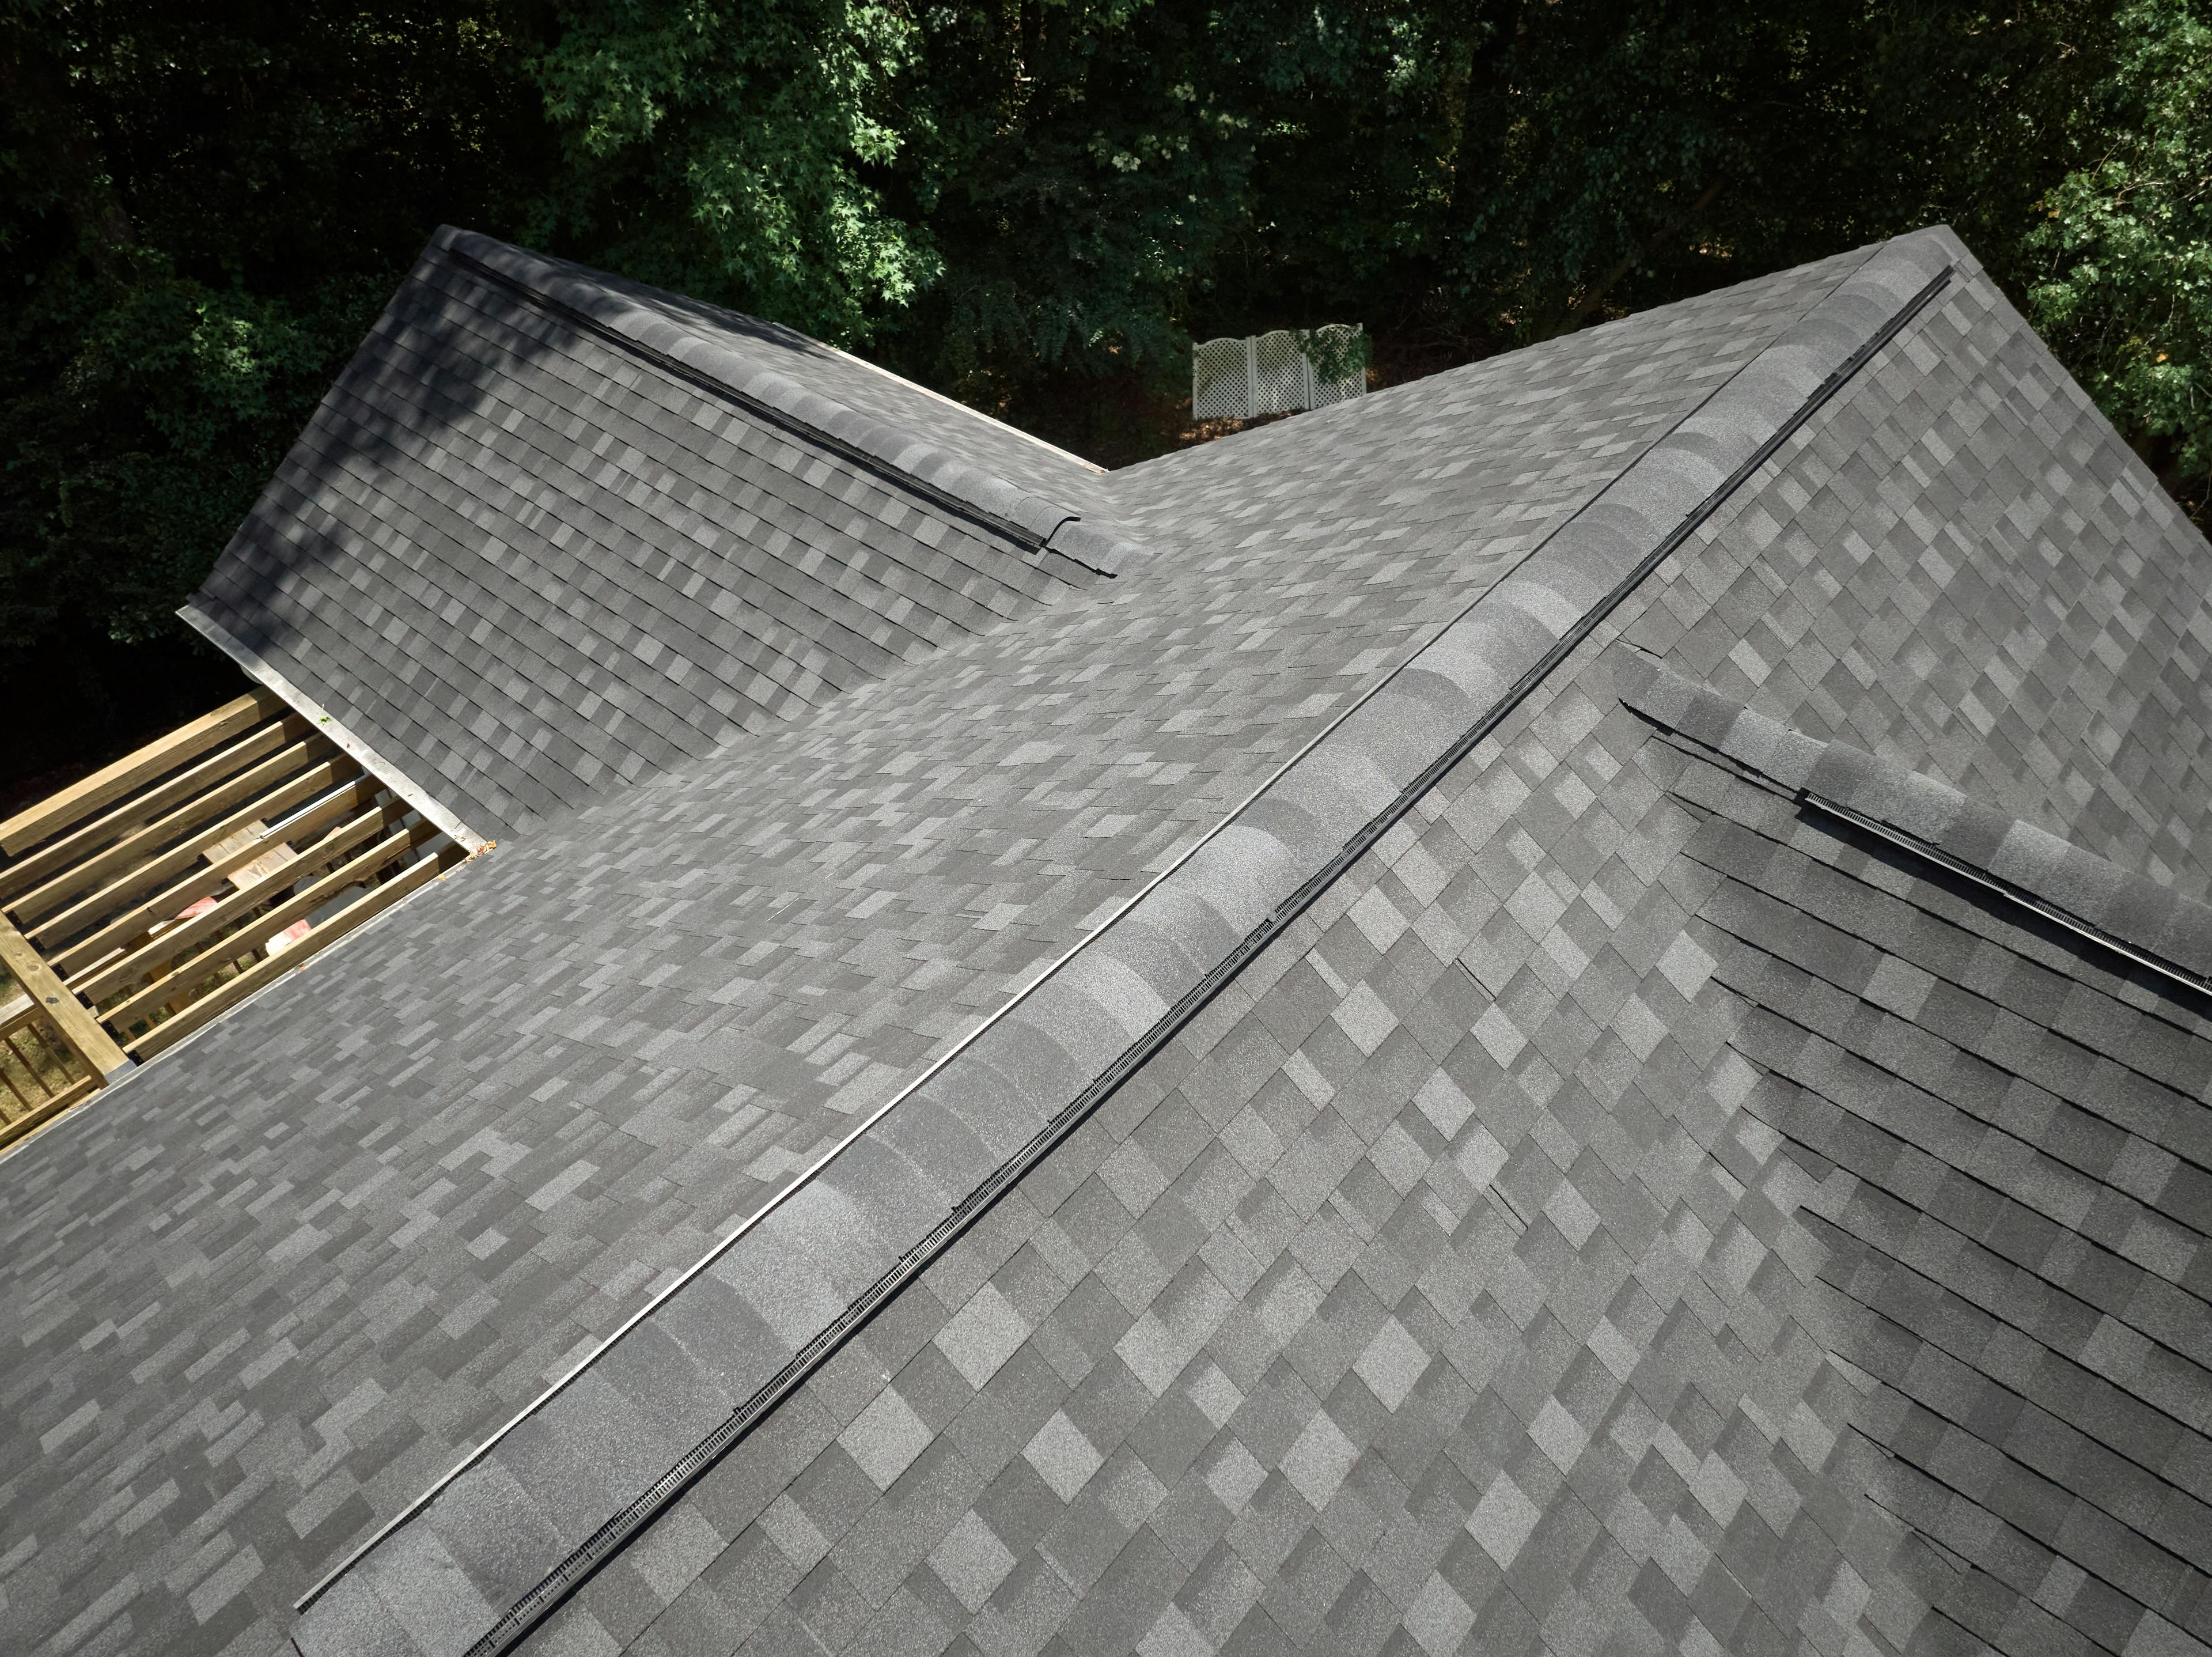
0, 688, 284, 857
9, 738, 351, 929
128, 843, 460, 1061
49, 777, 382, 979
24, 758, 357, 949
99, 820, 437, 1031
0, 713, 310, 903
70, 798, 412, 1003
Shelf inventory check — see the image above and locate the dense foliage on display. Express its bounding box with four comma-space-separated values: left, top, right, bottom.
2, 0, 2206, 785
527, 0, 933, 342
2028, 0, 2212, 508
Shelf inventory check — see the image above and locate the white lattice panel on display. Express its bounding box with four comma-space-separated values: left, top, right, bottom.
1191, 326, 1365, 422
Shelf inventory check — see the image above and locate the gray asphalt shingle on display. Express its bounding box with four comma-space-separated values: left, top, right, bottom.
5, 222, 2210, 1657
510, 234, 2212, 1657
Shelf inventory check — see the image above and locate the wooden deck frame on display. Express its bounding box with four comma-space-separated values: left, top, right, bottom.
52, 778, 382, 979
0, 689, 283, 856
22, 757, 357, 949
9, 738, 350, 929
0, 691, 467, 1149
70, 797, 409, 1002
0, 713, 310, 902
101, 819, 439, 1032
127, 843, 461, 1061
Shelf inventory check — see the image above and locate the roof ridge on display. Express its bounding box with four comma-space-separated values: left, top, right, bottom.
1616, 652, 2212, 992
291, 228, 1957, 1657
435, 228, 1149, 577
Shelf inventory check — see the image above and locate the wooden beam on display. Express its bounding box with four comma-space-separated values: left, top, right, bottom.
18, 750, 355, 940
93, 816, 431, 1024
0, 689, 283, 857
48, 778, 382, 979
0, 713, 308, 904
127, 845, 458, 1060
0, 1073, 100, 1155
0, 920, 130, 1077
70, 799, 412, 1002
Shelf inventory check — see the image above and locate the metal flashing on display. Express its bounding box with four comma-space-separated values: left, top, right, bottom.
179, 603, 487, 854
445, 244, 1084, 559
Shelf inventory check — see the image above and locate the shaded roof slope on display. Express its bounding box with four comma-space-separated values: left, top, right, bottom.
187, 229, 1112, 841
463, 236, 1107, 507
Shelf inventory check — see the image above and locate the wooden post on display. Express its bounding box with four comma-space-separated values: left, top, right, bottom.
0, 919, 130, 1077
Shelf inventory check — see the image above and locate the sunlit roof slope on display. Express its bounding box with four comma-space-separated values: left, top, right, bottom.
3, 225, 2208, 1657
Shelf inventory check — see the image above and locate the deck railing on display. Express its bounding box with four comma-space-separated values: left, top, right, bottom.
0, 996, 100, 1152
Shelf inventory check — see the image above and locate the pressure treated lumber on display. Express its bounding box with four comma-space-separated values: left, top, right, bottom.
25, 758, 355, 948
0, 921, 130, 1076
70, 799, 410, 1003
0, 714, 309, 903
0, 1073, 99, 1154
0, 689, 283, 857
128, 846, 457, 1060
49, 778, 381, 978
101, 823, 435, 1031
9, 738, 345, 928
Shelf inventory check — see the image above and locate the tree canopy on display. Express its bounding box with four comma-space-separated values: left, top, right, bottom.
2028, 0, 2212, 497
2, 0, 2206, 784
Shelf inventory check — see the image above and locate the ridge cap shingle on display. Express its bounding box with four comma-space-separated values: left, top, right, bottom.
1615, 652, 2212, 989
434, 228, 1149, 577
291, 226, 1959, 1657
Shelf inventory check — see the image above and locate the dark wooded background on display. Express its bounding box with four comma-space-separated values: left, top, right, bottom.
5, 0, 2206, 810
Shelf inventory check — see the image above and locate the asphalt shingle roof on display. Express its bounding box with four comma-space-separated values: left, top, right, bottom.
536, 672, 2212, 1657
4, 223, 2209, 1657
500, 236, 2212, 1657
189, 229, 1112, 841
